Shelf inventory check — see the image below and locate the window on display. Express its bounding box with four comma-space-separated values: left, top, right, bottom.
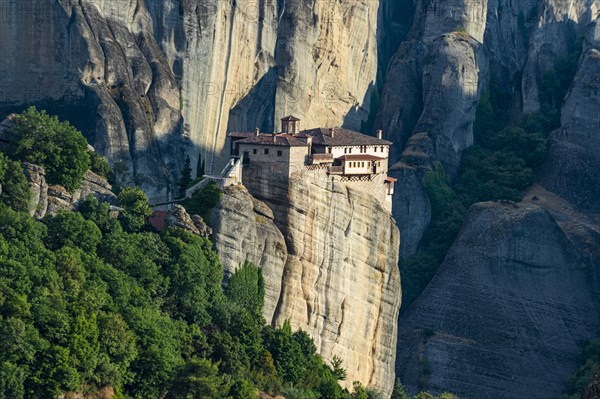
277, 150, 282, 157
381, 146, 384, 152
344, 148, 347, 154
361, 162, 364, 167
264, 149, 269, 155
328, 147, 332, 154
374, 147, 377, 152
253, 149, 257, 154
349, 148, 352, 154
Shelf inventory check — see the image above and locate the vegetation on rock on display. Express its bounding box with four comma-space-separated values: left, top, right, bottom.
8, 107, 90, 192
399, 39, 583, 310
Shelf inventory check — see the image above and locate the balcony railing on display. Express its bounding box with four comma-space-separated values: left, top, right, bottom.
308, 153, 334, 164
328, 165, 344, 175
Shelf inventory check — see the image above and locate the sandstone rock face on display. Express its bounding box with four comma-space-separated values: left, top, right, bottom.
395, 201, 600, 399
22, 163, 116, 219
232, 166, 401, 397
211, 185, 287, 322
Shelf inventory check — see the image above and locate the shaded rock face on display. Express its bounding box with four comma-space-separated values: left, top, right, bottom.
395, 201, 600, 399
0, 0, 379, 200
0, 1, 181, 201
22, 163, 116, 219
376, 0, 598, 260
539, 18, 600, 214
229, 166, 401, 397
584, 371, 600, 399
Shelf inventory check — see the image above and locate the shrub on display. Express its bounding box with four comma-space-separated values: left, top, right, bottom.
88, 151, 110, 178
9, 107, 90, 191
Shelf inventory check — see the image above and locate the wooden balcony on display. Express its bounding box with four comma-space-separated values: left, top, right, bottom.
328, 165, 344, 175
308, 153, 334, 165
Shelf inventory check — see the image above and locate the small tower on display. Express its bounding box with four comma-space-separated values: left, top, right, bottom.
281, 115, 300, 134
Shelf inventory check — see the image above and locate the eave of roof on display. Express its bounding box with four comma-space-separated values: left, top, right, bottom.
337, 154, 388, 161
236, 134, 309, 147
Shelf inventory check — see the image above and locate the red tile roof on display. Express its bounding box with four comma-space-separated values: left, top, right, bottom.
337, 154, 387, 161
230, 127, 392, 147
235, 133, 309, 147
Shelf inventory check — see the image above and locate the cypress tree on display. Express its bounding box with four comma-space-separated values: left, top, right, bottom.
178, 156, 193, 197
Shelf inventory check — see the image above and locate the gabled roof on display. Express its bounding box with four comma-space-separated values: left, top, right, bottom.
235, 133, 309, 147
229, 127, 392, 147
281, 115, 301, 121
297, 128, 392, 146
337, 154, 387, 161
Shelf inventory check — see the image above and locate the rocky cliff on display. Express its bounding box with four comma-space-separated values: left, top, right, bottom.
0, 0, 380, 200
23, 162, 117, 219
376, 0, 599, 259
211, 170, 401, 397
395, 200, 600, 399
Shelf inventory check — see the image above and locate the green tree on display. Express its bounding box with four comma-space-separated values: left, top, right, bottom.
10, 107, 90, 191
178, 156, 193, 197
225, 262, 265, 319
167, 358, 230, 399
88, 151, 110, 178
390, 380, 410, 399
118, 187, 152, 232
45, 211, 102, 252
182, 181, 222, 223
331, 356, 347, 381
0, 155, 30, 213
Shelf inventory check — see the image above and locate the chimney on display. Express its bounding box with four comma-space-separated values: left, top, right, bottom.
330, 128, 335, 138
273, 131, 277, 143
255, 127, 260, 136
377, 129, 383, 140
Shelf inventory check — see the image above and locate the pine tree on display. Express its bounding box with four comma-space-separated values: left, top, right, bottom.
177, 155, 193, 197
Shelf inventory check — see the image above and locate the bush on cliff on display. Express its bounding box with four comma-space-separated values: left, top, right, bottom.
8, 107, 90, 192
0, 153, 30, 213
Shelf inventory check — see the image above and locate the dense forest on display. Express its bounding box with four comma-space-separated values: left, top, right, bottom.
0, 108, 456, 399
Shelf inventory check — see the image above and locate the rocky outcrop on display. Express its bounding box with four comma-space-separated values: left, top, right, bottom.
166, 204, 213, 239
211, 185, 287, 322
395, 200, 600, 399
22, 163, 116, 219
584, 371, 600, 399
232, 166, 401, 397
539, 17, 600, 214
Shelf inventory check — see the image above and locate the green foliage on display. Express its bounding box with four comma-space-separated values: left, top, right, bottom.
226, 262, 265, 319
45, 211, 102, 252
0, 154, 30, 212
400, 162, 466, 306
89, 151, 110, 179
0, 196, 365, 399
181, 181, 222, 224
557, 338, 600, 399
331, 356, 347, 381
117, 187, 152, 232
9, 107, 90, 191
177, 155, 193, 197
